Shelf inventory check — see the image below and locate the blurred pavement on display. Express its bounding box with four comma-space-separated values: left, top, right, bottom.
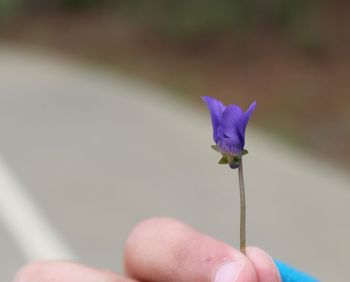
0, 44, 349, 281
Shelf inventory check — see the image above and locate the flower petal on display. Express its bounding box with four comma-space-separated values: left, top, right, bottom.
218, 136, 242, 156
202, 96, 226, 143
238, 101, 256, 143
221, 105, 244, 140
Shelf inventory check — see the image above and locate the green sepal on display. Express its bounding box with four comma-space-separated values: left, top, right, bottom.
211, 145, 219, 152
242, 149, 248, 155
228, 155, 241, 169
218, 156, 228, 164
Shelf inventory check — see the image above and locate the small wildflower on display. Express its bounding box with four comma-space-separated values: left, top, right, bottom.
202, 96, 256, 169
202, 96, 256, 254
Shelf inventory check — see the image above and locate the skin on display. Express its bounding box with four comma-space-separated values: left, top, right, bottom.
14, 217, 281, 282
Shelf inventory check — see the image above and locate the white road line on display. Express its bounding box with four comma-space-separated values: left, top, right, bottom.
0, 157, 78, 261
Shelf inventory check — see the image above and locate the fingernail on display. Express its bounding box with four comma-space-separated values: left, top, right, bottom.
214, 261, 243, 282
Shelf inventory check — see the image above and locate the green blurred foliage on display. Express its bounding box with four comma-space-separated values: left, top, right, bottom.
0, 0, 21, 19
119, 0, 311, 37
1, 0, 312, 37
16, 0, 112, 11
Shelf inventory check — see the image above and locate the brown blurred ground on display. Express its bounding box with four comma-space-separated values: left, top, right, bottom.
1, 2, 349, 168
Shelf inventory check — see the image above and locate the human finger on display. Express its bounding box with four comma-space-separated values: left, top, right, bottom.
246, 247, 281, 282
124, 217, 257, 282
14, 261, 137, 282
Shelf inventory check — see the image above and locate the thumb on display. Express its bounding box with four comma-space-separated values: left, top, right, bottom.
124, 218, 271, 282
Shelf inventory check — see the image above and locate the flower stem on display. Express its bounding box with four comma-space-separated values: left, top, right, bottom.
238, 159, 246, 255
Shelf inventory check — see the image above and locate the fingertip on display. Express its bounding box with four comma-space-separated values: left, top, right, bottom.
212, 255, 257, 282
246, 247, 281, 282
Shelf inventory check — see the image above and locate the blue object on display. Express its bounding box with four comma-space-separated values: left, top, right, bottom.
274, 260, 319, 282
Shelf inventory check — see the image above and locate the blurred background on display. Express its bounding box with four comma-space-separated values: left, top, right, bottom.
1, 0, 350, 166
0, 1, 349, 281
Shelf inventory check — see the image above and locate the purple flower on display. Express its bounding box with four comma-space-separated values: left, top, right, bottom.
202, 96, 256, 168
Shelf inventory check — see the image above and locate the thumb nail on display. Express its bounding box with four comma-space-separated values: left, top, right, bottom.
213, 261, 243, 282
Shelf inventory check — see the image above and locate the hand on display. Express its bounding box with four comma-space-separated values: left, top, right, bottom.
14, 218, 281, 282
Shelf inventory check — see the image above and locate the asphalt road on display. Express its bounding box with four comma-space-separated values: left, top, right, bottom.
0, 44, 349, 281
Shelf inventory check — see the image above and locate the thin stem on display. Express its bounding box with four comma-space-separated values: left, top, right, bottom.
238, 159, 246, 255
